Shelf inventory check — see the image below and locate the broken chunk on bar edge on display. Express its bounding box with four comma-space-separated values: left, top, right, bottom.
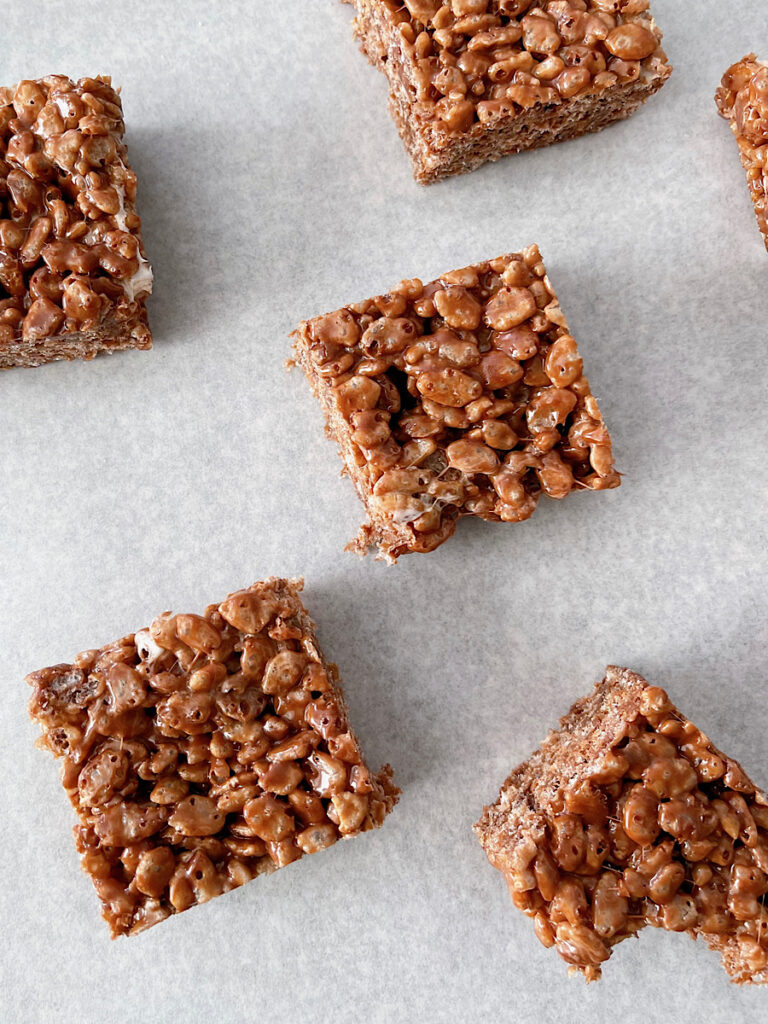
27, 579, 398, 937
716, 55, 768, 253
0, 76, 152, 369
475, 667, 768, 984
347, 1, 672, 184
293, 245, 619, 562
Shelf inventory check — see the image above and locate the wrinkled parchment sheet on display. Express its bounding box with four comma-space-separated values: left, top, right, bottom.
1, 2, 767, 1022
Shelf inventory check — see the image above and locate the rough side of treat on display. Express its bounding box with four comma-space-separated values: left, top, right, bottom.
716, 54, 768, 253
0, 75, 153, 369
293, 245, 619, 562
348, 1, 672, 183
475, 666, 768, 984
27, 578, 399, 937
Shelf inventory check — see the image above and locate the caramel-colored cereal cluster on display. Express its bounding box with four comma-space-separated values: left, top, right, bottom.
295, 245, 619, 561
476, 670, 768, 984
27, 579, 398, 937
0, 75, 152, 362
716, 55, 768, 252
357, 0, 668, 129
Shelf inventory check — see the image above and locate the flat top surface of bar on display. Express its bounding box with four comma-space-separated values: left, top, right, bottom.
295, 245, 618, 559
354, 0, 671, 141
27, 579, 398, 937
0, 75, 152, 362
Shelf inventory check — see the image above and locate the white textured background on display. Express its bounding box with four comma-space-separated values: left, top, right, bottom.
1, 2, 767, 1022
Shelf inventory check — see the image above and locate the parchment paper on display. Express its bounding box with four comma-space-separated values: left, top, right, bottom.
1, 2, 767, 1022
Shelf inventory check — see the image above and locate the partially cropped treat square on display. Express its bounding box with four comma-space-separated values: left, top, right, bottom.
27, 579, 398, 937
0, 75, 152, 369
293, 245, 619, 562
716, 55, 768, 253
347, 1, 672, 184
475, 667, 768, 984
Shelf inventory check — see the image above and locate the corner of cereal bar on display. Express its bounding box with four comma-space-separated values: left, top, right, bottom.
346, 1, 672, 184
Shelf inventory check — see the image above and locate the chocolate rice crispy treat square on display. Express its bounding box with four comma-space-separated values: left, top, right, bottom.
346, 1, 672, 184
27, 578, 399, 937
475, 666, 768, 984
0, 75, 152, 369
716, 55, 768, 253
293, 245, 619, 562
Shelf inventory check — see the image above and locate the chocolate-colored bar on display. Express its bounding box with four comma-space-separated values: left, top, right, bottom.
0, 76, 152, 369
345, 1, 671, 184
28, 578, 399, 937
475, 667, 768, 984
293, 245, 619, 562
716, 55, 768, 253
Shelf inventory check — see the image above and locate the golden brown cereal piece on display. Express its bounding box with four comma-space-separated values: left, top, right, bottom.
344, 1, 672, 184
715, 54, 768, 253
0, 75, 152, 368
27, 578, 399, 937
293, 245, 619, 562
475, 667, 768, 984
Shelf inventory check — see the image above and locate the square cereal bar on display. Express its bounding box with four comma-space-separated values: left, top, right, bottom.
293, 245, 619, 562
27, 578, 398, 937
716, 55, 768, 253
475, 666, 768, 984
0, 76, 152, 369
346, 1, 672, 184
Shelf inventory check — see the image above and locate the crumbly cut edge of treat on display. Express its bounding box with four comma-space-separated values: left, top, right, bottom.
715, 55, 768, 255
351, 1, 671, 184
283, 580, 399, 810
474, 665, 768, 985
0, 313, 152, 369
391, 71, 670, 185
476, 667, 652, 853
27, 576, 399, 936
291, 325, 446, 563
276, 585, 399, 827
